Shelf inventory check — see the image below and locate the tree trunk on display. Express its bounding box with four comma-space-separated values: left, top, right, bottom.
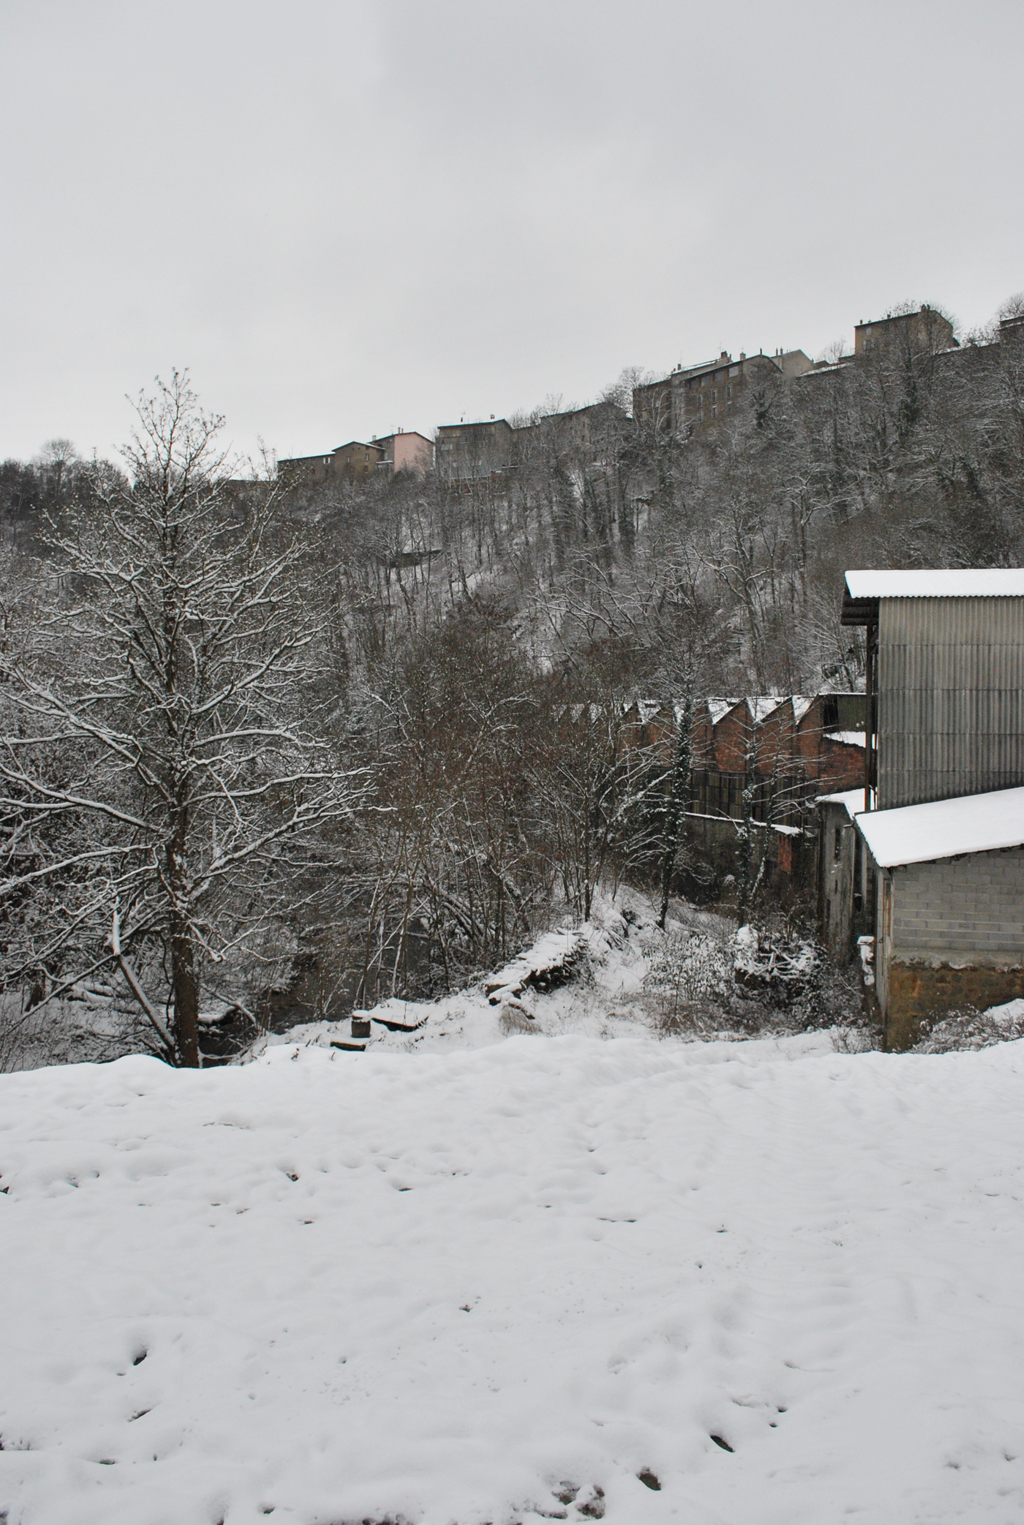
658, 698, 692, 929
168, 809, 200, 1067
171, 919, 201, 1068
735, 741, 760, 925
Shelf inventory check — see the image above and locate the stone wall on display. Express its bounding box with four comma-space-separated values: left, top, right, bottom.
886, 963, 1024, 1050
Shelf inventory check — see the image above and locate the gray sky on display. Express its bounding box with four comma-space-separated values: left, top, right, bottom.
2, 0, 1022, 465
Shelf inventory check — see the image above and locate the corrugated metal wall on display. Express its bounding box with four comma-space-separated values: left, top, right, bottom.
878, 597, 1024, 808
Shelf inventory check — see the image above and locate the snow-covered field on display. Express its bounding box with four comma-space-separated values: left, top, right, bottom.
2, 1027, 1024, 1524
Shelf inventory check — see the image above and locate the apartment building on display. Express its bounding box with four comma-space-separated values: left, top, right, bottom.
278, 429, 434, 486
435, 418, 515, 482
853, 304, 958, 359
278, 440, 384, 486
371, 431, 434, 475
633, 348, 813, 434
516, 399, 629, 466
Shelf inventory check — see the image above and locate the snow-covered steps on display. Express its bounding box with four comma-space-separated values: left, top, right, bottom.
360, 1003, 429, 1034
484, 927, 587, 1004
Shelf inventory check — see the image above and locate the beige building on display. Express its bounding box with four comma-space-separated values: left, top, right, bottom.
371, 431, 434, 475
279, 429, 434, 486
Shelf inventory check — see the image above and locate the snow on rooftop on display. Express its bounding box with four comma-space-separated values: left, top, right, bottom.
845, 568, 1024, 599
792, 695, 816, 725
749, 695, 787, 723
856, 785, 1024, 867
706, 697, 741, 726
817, 788, 869, 817
826, 730, 866, 748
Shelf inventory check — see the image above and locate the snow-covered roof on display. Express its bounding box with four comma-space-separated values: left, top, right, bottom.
792, 696, 816, 725
845, 569, 1024, 599
856, 786, 1024, 868
825, 730, 866, 748
817, 789, 868, 819
706, 698, 741, 726
749, 696, 787, 724
797, 359, 852, 376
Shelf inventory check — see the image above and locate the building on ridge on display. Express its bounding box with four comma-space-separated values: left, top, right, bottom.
435, 418, 515, 482
371, 431, 434, 475
853, 304, 958, 359
514, 399, 631, 467
278, 440, 385, 486
278, 430, 434, 486
633, 348, 813, 435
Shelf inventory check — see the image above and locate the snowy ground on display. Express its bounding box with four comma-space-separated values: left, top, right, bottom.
2, 1025, 1024, 1524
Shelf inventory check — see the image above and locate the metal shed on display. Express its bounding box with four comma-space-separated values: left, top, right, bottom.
833, 570, 1024, 1046
841, 569, 1024, 811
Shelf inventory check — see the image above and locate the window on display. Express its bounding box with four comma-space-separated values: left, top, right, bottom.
712, 405, 717, 418
727, 385, 732, 399
729, 365, 740, 377
711, 389, 717, 403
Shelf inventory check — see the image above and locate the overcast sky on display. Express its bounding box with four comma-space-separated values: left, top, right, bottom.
2, 0, 1022, 465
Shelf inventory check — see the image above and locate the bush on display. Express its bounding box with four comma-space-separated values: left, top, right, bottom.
914, 1002, 1024, 1054
642, 917, 866, 1039
642, 929, 735, 1035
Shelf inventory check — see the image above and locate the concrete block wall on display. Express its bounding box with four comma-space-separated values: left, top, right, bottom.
890, 847, 1024, 965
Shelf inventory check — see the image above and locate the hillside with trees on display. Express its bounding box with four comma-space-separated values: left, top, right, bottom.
2, 296, 1022, 1066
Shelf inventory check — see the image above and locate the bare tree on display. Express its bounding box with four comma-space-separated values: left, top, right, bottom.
351, 593, 545, 998
0, 372, 362, 1066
